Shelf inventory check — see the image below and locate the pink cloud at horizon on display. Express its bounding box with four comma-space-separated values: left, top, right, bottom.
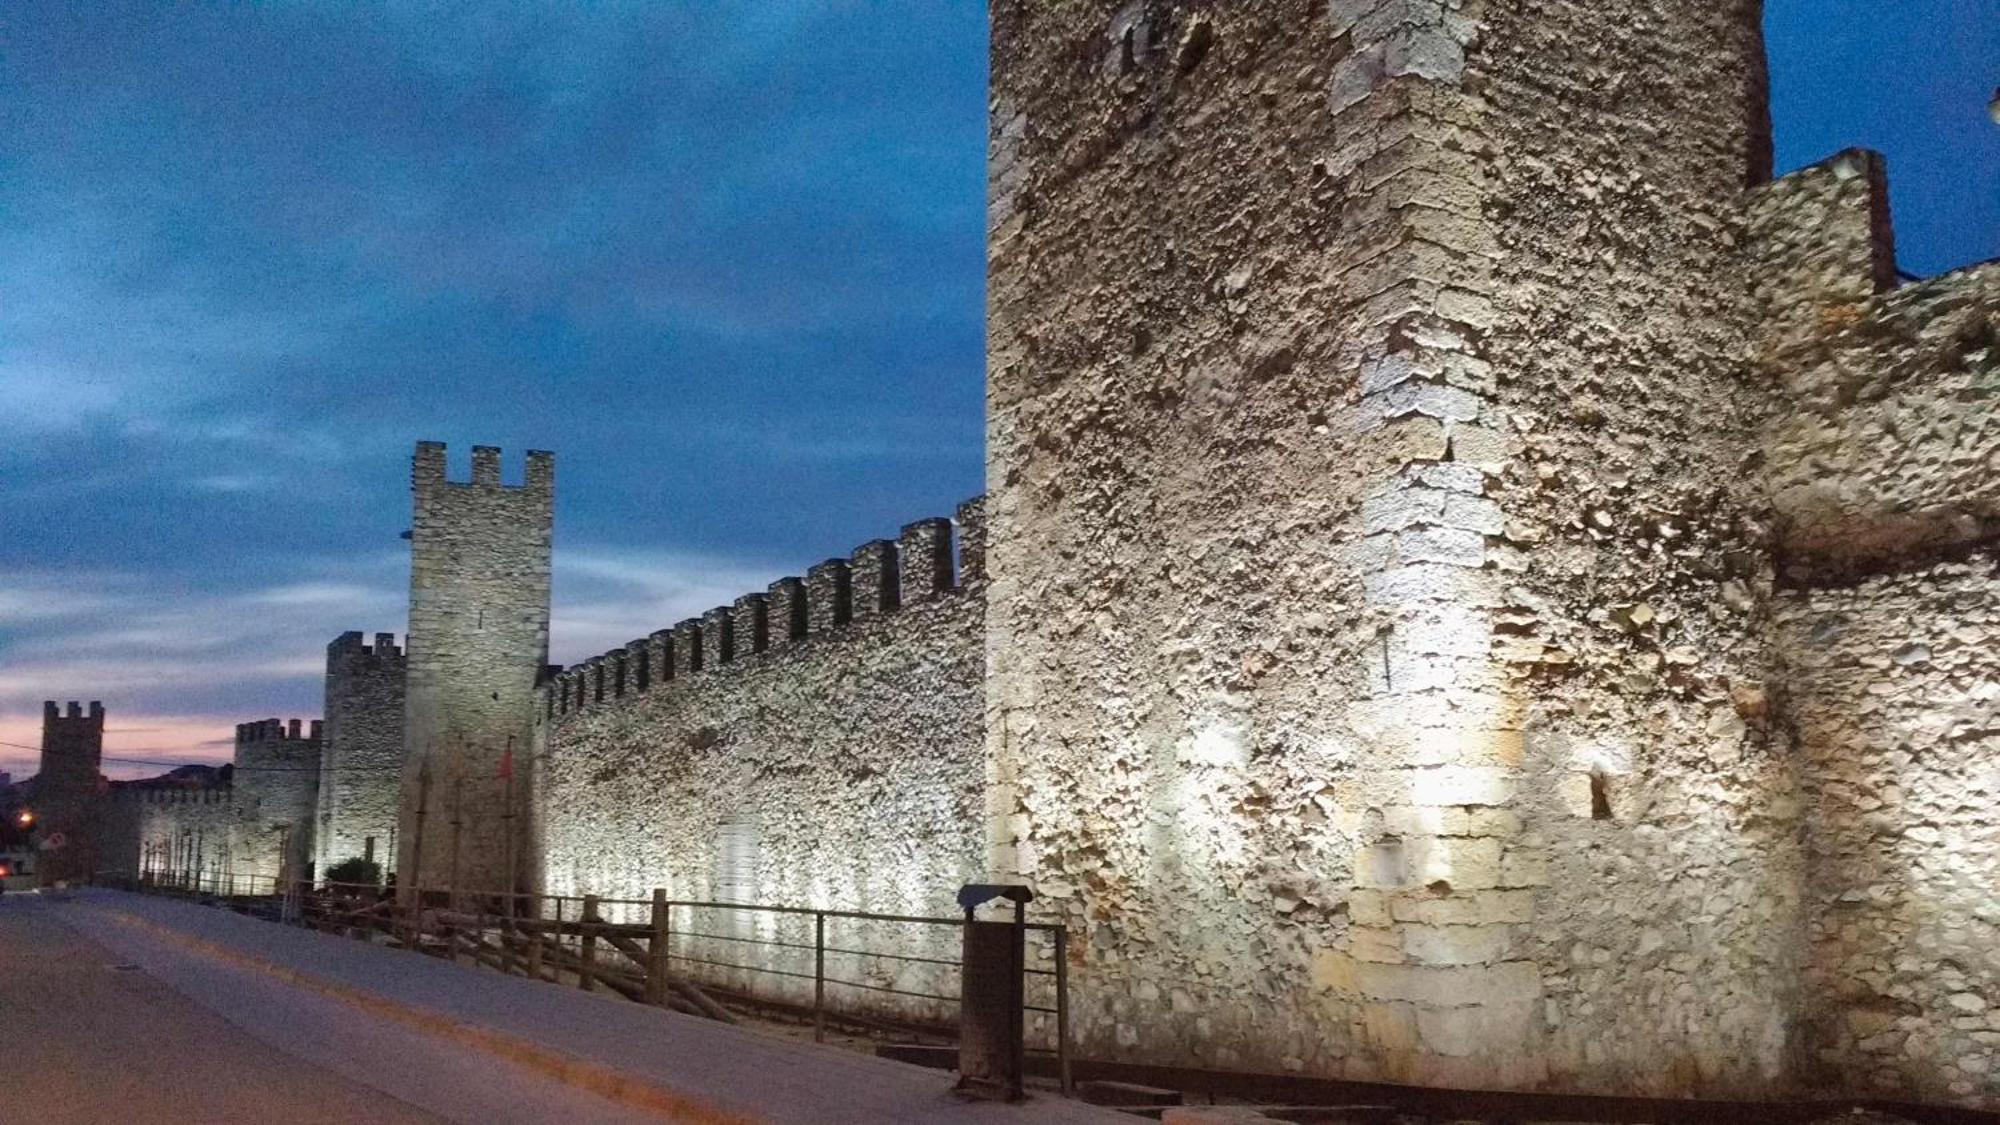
0, 709, 238, 783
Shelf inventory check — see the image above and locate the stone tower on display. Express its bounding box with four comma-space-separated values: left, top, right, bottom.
987, 0, 1792, 1097
230, 718, 322, 885
398, 442, 553, 898
315, 631, 407, 880
34, 700, 105, 885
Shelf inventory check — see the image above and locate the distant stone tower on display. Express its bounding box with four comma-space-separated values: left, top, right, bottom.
987, 0, 1788, 1097
398, 442, 553, 898
34, 700, 105, 885
230, 718, 322, 886
315, 631, 406, 880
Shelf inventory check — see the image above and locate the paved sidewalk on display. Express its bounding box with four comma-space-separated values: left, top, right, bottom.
59, 889, 1126, 1125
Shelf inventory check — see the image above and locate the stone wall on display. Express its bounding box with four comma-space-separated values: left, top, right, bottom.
1780, 562, 2000, 1107
1751, 151, 2000, 1110
34, 700, 106, 885
986, 0, 1799, 1095
1441, 0, 1800, 1097
1752, 156, 2000, 582
102, 787, 235, 886
537, 503, 985, 1022
315, 631, 406, 879
400, 442, 553, 896
231, 718, 322, 884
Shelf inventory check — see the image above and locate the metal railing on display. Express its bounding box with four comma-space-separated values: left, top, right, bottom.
96, 871, 1072, 1091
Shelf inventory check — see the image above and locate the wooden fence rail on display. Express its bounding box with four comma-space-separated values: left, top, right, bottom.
93, 869, 1071, 1091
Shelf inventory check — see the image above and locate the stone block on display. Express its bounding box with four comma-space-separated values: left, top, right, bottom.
1363, 486, 1446, 533
1312, 948, 1360, 996
1361, 999, 1423, 1056
1356, 959, 1542, 1009
1417, 1000, 1540, 1057
1400, 922, 1514, 966
1406, 765, 1515, 807
1373, 416, 1450, 469
1446, 424, 1508, 472
1390, 889, 1537, 926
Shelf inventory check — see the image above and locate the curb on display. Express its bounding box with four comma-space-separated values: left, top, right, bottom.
98, 905, 757, 1125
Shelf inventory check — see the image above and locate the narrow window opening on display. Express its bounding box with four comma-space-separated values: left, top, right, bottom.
1590, 770, 1614, 821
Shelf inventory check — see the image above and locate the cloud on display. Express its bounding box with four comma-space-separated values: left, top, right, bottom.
552, 546, 782, 664
0, 543, 786, 778
0, 710, 244, 781
0, 2, 991, 775
0, 565, 401, 734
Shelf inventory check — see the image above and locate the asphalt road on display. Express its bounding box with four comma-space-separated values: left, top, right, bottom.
0, 892, 443, 1124
0, 893, 662, 1124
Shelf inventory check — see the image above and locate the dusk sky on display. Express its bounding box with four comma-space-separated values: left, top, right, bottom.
2, 2, 1995, 779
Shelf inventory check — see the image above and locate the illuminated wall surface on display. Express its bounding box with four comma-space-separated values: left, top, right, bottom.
110, 0, 2000, 1110
399, 444, 554, 897
100, 719, 320, 889
314, 632, 407, 878
538, 505, 986, 1027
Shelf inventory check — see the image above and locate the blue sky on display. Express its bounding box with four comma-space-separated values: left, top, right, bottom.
1, 2, 1994, 776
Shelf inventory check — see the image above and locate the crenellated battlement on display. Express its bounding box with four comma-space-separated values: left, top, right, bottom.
115, 784, 232, 806
413, 440, 554, 495
1748, 148, 1900, 359
234, 718, 324, 745
42, 700, 106, 726
542, 496, 985, 723
327, 630, 406, 665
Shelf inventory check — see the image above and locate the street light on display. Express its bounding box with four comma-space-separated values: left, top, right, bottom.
16, 809, 33, 829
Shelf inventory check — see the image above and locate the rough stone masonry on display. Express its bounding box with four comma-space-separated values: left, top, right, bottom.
399, 442, 553, 898
542, 0, 1997, 1108
82, 1, 1998, 1113
971, 0, 1995, 1105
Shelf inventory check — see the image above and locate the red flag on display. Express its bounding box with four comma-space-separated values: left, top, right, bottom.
498, 746, 513, 780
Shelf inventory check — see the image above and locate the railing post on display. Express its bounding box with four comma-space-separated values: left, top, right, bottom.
579, 894, 599, 992
814, 911, 826, 1043
553, 896, 565, 983
647, 889, 669, 1006
528, 895, 546, 983
1055, 925, 1073, 1096
502, 893, 518, 977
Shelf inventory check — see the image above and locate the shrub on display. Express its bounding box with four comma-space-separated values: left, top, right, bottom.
325, 856, 382, 888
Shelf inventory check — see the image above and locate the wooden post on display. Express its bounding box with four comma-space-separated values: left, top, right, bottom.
502, 736, 516, 906
579, 894, 600, 992
527, 899, 545, 983
646, 889, 669, 1006
502, 895, 518, 977
448, 771, 464, 915
406, 757, 432, 944
552, 896, 565, 983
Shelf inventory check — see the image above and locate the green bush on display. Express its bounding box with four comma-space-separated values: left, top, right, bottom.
324, 857, 382, 888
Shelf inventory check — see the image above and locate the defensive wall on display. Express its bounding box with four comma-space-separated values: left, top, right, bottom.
105, 785, 236, 887
316, 630, 407, 877
400, 443, 553, 897
231, 718, 322, 883
34, 700, 106, 885
527, 1, 1996, 1112
97, 718, 321, 889
1751, 151, 2000, 1104
988, 0, 1795, 1097
40, 2, 1996, 1113
535, 501, 987, 1022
